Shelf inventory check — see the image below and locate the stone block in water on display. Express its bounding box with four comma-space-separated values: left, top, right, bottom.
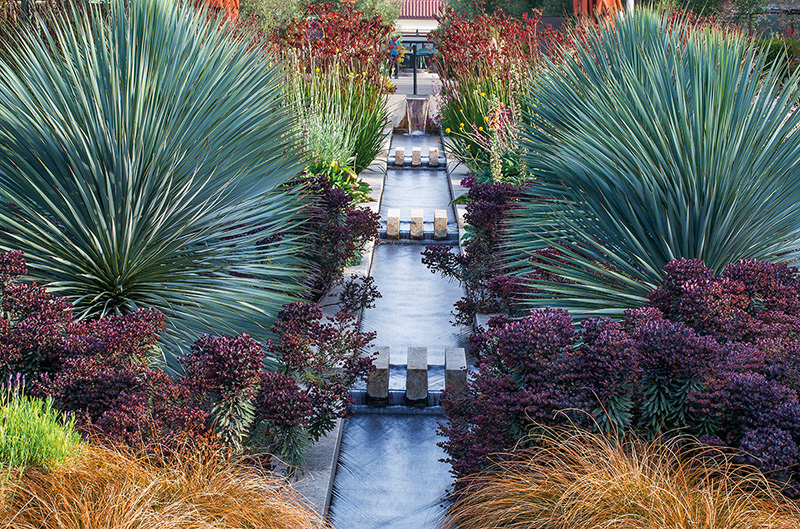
411, 147, 422, 167
434, 209, 447, 240
410, 209, 424, 240
445, 347, 467, 395
394, 148, 405, 167
387, 209, 400, 240
406, 346, 428, 405
429, 148, 439, 167
367, 346, 390, 406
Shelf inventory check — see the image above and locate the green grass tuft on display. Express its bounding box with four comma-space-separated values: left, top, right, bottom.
0, 384, 80, 471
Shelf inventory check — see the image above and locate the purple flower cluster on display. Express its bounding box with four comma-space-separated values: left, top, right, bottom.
441, 258, 800, 491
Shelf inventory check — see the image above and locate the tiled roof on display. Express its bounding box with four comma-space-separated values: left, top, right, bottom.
399, 0, 443, 19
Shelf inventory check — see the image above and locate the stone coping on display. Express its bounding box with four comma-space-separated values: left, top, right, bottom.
293, 120, 393, 519
441, 133, 470, 257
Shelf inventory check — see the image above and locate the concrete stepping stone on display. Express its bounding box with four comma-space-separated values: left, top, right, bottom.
411, 147, 422, 167
445, 347, 467, 394
429, 147, 439, 167
434, 209, 447, 240
387, 209, 400, 239
406, 347, 428, 405
410, 209, 424, 240
367, 346, 390, 406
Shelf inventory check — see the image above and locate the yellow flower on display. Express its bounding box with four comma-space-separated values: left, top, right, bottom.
435, 148, 439, 152
315, 67, 320, 73
478, 126, 484, 131
481, 92, 486, 97
459, 122, 465, 128
445, 128, 451, 133
484, 116, 489, 121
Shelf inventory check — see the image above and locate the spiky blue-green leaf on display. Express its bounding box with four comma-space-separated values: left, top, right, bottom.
505, 10, 800, 319
0, 0, 309, 369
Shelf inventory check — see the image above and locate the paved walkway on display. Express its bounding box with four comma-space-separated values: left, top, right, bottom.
330, 413, 452, 528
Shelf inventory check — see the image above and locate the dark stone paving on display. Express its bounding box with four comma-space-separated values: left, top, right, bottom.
360, 244, 469, 358
379, 168, 457, 234
329, 413, 452, 529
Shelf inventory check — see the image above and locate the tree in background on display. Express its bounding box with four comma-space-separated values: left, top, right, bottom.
240, 0, 399, 31
644, 0, 765, 26
446, 0, 572, 18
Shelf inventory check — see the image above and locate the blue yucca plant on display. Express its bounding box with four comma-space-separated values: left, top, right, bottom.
505, 9, 800, 318
0, 0, 309, 368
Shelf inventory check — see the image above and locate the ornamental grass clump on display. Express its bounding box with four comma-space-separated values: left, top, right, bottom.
276, 3, 392, 176
0, 0, 308, 368
0, 441, 326, 529
0, 375, 80, 472
440, 427, 800, 529
286, 57, 383, 200
506, 8, 800, 319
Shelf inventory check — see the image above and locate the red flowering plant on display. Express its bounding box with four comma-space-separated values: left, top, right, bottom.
28, 307, 210, 451
271, 3, 392, 78
0, 253, 209, 450
430, 7, 555, 181
273, 3, 393, 175
0, 250, 71, 377
302, 174, 380, 299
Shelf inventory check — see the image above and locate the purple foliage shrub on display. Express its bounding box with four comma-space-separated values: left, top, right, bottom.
440, 258, 800, 493
0, 250, 72, 376
304, 175, 380, 299
1, 251, 374, 462
31, 308, 209, 448
421, 175, 521, 325
263, 302, 375, 453
180, 333, 265, 448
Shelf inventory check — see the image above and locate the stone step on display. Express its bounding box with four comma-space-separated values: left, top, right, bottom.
392, 147, 444, 168
364, 346, 468, 407
385, 209, 449, 240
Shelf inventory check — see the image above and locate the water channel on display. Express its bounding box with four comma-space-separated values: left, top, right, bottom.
328, 130, 467, 528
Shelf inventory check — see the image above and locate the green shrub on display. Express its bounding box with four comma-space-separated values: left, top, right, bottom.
759, 36, 800, 78
505, 9, 800, 318
0, 0, 308, 368
0, 378, 80, 471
